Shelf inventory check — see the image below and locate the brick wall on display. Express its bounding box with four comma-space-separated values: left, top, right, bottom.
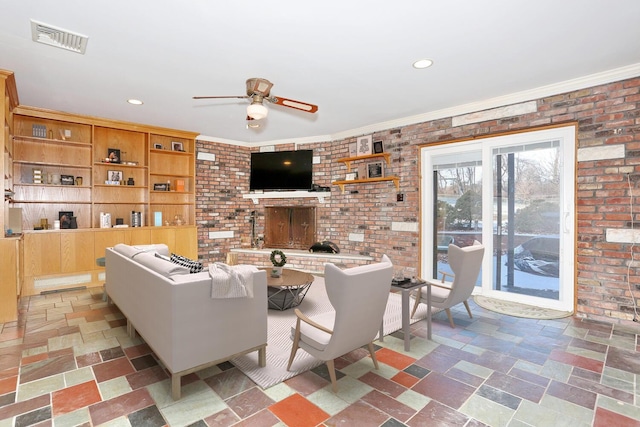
196, 75, 640, 327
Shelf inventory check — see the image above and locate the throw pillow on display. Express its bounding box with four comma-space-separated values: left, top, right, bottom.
170, 253, 204, 274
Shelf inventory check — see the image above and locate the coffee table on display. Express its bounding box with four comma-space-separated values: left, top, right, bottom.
262, 268, 315, 310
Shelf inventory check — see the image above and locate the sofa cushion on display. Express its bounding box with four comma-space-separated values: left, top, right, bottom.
135, 252, 190, 278
170, 253, 204, 273
114, 243, 170, 259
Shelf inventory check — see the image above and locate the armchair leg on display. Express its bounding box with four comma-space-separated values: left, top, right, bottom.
410, 289, 422, 318
326, 359, 338, 393
258, 346, 266, 367
287, 318, 302, 371
367, 342, 379, 370
463, 300, 473, 319
445, 308, 455, 328
171, 374, 181, 400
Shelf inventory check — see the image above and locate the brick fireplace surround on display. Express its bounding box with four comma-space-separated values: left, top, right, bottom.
195, 75, 640, 328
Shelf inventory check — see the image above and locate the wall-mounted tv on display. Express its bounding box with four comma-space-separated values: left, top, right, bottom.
250, 149, 313, 191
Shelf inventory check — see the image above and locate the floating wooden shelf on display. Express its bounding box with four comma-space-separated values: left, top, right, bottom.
333, 152, 400, 193
13, 136, 91, 148
332, 176, 400, 193
336, 152, 391, 172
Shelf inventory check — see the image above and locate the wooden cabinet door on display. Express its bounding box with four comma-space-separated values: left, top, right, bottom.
150, 227, 176, 251
0, 238, 19, 322
291, 207, 316, 249
94, 229, 128, 261
23, 232, 61, 277
61, 231, 95, 273
265, 207, 291, 248
149, 226, 197, 257
174, 226, 197, 258
265, 207, 316, 250
125, 228, 151, 246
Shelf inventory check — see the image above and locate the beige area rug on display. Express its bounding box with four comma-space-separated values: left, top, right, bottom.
230, 276, 430, 389
473, 295, 573, 320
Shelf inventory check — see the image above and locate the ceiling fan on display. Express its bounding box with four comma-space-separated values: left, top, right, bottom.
193, 78, 318, 121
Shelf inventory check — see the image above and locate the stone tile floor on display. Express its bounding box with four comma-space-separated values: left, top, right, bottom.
1, 287, 640, 426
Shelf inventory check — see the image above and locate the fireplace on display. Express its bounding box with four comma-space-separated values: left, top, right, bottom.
264, 206, 316, 250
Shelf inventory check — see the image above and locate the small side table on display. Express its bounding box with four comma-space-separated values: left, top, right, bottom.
380, 278, 431, 351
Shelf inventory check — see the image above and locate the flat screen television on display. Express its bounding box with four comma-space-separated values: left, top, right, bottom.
250, 149, 313, 191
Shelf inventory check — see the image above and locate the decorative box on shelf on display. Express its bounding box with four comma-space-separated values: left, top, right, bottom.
32, 124, 46, 138
32, 168, 43, 184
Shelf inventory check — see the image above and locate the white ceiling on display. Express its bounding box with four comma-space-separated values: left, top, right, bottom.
1, 1, 640, 144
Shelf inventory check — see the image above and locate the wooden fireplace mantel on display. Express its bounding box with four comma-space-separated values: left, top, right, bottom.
242, 191, 330, 204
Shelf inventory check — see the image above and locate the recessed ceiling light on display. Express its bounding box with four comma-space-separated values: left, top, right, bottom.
127, 99, 143, 105
412, 59, 433, 69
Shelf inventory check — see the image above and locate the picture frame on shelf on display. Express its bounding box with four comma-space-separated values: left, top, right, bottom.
153, 143, 163, 149
154, 183, 170, 191
107, 148, 121, 163
348, 142, 357, 157
172, 141, 184, 151
345, 172, 357, 181
108, 170, 123, 182
373, 140, 384, 154
356, 135, 373, 156
367, 161, 384, 179
60, 175, 75, 185
58, 211, 73, 229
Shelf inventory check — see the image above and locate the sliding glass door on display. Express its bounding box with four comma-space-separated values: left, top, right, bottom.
420, 126, 575, 311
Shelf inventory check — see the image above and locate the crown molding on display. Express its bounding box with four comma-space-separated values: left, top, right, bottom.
331, 62, 640, 141
195, 133, 332, 147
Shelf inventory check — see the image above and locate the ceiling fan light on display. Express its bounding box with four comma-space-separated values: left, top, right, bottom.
412, 58, 433, 69
247, 103, 268, 120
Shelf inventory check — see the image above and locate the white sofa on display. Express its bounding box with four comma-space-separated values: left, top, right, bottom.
105, 243, 267, 399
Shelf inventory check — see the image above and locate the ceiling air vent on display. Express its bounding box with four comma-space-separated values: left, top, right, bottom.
30, 19, 88, 54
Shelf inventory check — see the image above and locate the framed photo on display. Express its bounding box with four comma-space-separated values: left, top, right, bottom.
345, 172, 357, 181
107, 148, 121, 163
60, 174, 75, 185
367, 161, 384, 179
373, 140, 384, 154
153, 143, 163, 150
356, 135, 373, 156
58, 211, 73, 229
154, 182, 170, 191
172, 141, 184, 152
348, 142, 357, 158
108, 170, 123, 182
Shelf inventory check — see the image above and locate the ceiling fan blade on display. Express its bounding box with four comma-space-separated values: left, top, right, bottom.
269, 96, 318, 113
192, 95, 249, 99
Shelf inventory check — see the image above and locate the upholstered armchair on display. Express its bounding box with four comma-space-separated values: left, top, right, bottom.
411, 241, 484, 328
287, 255, 394, 392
